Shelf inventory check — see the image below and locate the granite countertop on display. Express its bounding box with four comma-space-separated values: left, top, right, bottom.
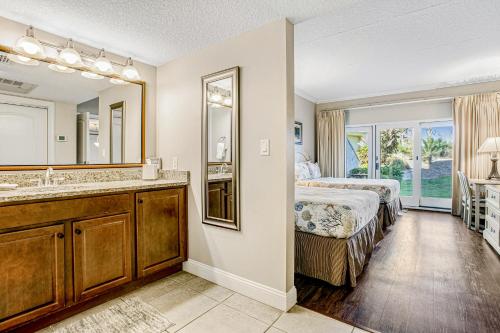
208, 173, 232, 182
0, 179, 189, 204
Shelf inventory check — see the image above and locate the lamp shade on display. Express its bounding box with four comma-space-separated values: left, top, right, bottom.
478, 137, 500, 153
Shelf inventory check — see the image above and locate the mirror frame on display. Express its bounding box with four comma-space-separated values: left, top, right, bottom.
0, 44, 146, 171
201, 66, 240, 230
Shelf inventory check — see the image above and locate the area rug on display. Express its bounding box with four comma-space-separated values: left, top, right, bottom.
46, 297, 174, 333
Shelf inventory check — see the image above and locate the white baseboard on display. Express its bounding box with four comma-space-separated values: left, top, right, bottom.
183, 259, 297, 311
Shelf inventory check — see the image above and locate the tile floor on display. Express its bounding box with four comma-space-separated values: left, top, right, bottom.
40, 271, 370, 333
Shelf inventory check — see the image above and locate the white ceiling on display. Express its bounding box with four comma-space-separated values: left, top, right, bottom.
295, 0, 500, 102
1, 0, 500, 103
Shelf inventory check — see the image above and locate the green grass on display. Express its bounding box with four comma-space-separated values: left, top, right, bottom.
399, 176, 452, 198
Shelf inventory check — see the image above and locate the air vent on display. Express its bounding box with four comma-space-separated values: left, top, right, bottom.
0, 77, 37, 94
0, 54, 10, 64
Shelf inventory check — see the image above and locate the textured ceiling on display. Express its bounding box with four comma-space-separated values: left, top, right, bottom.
2, 0, 500, 103
295, 0, 500, 102
0, 0, 353, 66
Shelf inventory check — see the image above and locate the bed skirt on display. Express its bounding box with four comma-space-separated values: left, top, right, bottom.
295, 215, 383, 287
381, 198, 401, 227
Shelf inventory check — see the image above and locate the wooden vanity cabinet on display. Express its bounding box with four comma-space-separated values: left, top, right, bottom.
0, 224, 65, 331
136, 188, 187, 277
73, 214, 132, 302
208, 180, 232, 219
0, 186, 187, 332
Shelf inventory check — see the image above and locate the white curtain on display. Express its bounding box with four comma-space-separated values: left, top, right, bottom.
316, 109, 345, 177
452, 92, 500, 215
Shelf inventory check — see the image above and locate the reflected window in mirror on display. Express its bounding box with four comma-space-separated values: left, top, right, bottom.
0, 49, 143, 168
202, 67, 239, 230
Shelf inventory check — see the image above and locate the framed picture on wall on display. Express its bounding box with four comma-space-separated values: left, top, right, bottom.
294, 121, 303, 145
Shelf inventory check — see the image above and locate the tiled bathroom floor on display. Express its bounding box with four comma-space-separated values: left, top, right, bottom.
40, 271, 369, 333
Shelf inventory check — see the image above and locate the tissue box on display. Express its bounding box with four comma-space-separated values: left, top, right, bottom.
142, 164, 159, 180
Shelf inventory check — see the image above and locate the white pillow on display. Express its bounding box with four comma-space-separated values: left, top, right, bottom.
307, 162, 321, 179
295, 163, 311, 180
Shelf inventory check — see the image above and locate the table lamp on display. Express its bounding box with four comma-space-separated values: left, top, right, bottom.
478, 137, 500, 179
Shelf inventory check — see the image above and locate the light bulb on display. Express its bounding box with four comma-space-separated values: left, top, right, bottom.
59, 39, 82, 66
121, 57, 140, 80
81, 71, 104, 80
223, 98, 232, 106
48, 63, 75, 73
211, 94, 222, 102
7, 54, 39, 66
110, 78, 129, 85
14, 26, 46, 59
94, 49, 113, 74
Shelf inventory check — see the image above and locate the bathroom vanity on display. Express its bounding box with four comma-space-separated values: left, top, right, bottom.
0, 179, 188, 331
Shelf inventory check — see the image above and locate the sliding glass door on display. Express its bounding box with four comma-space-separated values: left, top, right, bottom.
419, 121, 453, 208
376, 122, 420, 207
346, 120, 453, 209
345, 126, 374, 179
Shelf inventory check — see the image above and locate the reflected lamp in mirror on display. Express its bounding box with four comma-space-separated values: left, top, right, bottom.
478, 137, 500, 179
202, 67, 239, 230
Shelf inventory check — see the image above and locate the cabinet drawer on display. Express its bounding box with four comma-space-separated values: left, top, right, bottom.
0, 193, 131, 230
486, 206, 500, 224
486, 188, 500, 210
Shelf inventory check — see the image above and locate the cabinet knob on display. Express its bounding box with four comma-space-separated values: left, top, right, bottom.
138, 199, 144, 204
75, 228, 82, 235
57, 233, 64, 239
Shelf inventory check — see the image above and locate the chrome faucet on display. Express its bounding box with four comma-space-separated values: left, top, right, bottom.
221, 163, 228, 174
44, 167, 54, 186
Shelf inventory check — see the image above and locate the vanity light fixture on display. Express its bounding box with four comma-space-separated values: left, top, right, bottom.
7, 53, 40, 66
110, 78, 129, 85
121, 57, 140, 80
81, 71, 104, 80
48, 63, 76, 73
58, 39, 82, 66
14, 26, 46, 59
94, 49, 114, 74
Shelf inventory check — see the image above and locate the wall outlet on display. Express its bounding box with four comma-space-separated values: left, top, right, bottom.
260, 139, 270, 156
172, 156, 178, 170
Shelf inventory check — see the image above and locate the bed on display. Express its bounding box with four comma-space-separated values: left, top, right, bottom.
295, 186, 383, 287
296, 163, 402, 227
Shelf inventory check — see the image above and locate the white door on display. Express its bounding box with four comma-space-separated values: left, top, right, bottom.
0, 103, 48, 165
376, 122, 421, 207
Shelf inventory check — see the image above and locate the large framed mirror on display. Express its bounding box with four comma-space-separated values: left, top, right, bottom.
0, 45, 144, 170
202, 67, 240, 230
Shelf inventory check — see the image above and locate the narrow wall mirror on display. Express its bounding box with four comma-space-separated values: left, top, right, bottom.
202, 67, 239, 230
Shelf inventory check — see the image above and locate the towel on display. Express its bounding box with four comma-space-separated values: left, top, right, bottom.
216, 142, 226, 160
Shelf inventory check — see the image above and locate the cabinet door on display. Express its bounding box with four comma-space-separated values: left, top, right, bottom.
208, 182, 225, 219
73, 214, 132, 302
137, 188, 187, 277
0, 225, 65, 331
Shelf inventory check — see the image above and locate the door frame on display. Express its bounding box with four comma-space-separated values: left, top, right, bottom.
0, 94, 55, 164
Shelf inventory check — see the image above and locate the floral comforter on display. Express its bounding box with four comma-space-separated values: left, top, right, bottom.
296, 177, 400, 203
295, 186, 379, 238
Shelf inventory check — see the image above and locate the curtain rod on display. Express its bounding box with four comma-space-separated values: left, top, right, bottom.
344, 96, 453, 111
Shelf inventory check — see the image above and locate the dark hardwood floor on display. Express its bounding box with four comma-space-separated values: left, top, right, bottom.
296, 210, 500, 333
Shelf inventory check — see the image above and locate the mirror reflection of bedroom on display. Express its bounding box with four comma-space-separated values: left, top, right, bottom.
293, 2, 500, 331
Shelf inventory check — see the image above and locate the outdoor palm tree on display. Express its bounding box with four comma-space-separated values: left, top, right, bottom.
421, 130, 451, 165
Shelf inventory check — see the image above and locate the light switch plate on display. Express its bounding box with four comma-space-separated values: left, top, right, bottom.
260, 139, 270, 156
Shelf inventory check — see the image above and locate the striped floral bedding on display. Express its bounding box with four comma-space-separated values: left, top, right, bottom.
296, 177, 400, 204
295, 186, 379, 238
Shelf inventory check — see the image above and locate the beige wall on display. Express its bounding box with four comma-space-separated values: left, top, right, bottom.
345, 99, 452, 125
0, 16, 157, 159
157, 20, 295, 298
54, 102, 76, 164
294, 94, 316, 161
